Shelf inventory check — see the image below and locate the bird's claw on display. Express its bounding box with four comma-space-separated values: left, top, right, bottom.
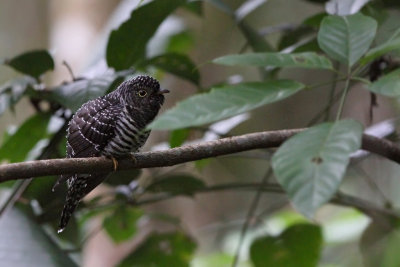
129, 154, 137, 165
111, 156, 118, 171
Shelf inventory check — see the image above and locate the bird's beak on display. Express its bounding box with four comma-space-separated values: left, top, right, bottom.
158, 89, 170, 95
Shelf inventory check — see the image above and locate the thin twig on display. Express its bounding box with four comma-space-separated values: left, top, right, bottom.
325, 62, 340, 121
62, 61, 76, 81
307, 90, 343, 126
232, 169, 272, 267
308, 75, 367, 126
0, 179, 32, 216
335, 71, 351, 121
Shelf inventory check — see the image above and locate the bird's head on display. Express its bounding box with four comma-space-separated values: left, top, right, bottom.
118, 75, 169, 112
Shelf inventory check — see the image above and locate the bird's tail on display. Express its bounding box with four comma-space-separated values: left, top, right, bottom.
58, 199, 78, 233
52, 174, 69, 192
58, 173, 108, 233
58, 176, 88, 233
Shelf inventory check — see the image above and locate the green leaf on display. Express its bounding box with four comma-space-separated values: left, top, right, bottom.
0, 207, 77, 267
4, 50, 54, 79
367, 69, 400, 97
106, 0, 186, 70
105, 169, 142, 186
0, 113, 51, 163
382, 231, 400, 267
147, 213, 181, 226
195, 158, 211, 170
166, 31, 194, 54
147, 175, 206, 196
317, 13, 377, 67
103, 207, 143, 244
149, 80, 304, 130
214, 52, 333, 70
0, 77, 34, 116
361, 36, 400, 65
117, 231, 196, 267
142, 53, 200, 85
105, 75, 127, 94
192, 253, 234, 267
169, 128, 190, 148
79, 205, 114, 226
51, 72, 129, 112
250, 223, 323, 267
271, 119, 363, 218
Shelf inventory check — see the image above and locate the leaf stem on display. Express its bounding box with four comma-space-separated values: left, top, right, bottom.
335, 71, 352, 121
351, 76, 371, 84
307, 87, 346, 126
62, 61, 76, 81
325, 62, 340, 121
307, 77, 346, 90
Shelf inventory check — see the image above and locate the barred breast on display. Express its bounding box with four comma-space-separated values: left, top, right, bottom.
103, 109, 150, 157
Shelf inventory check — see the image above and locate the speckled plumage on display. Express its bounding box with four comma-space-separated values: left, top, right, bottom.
56, 75, 167, 233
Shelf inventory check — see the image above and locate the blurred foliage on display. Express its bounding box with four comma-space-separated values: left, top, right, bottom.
118, 231, 196, 267
169, 128, 190, 148
139, 53, 200, 85
1, 0, 400, 266
250, 223, 323, 267
0, 206, 77, 267
106, 0, 186, 70
0, 113, 51, 162
103, 206, 144, 243
4, 50, 54, 79
105, 169, 142, 186
51, 71, 132, 112
0, 76, 35, 116
147, 174, 206, 196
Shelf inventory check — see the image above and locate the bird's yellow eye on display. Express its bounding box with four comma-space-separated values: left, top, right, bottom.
138, 90, 147, 97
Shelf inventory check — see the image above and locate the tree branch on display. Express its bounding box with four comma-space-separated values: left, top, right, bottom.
1, 129, 400, 182
130, 182, 399, 220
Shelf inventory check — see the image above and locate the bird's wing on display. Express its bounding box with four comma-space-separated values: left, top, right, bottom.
53, 98, 122, 191
67, 99, 122, 158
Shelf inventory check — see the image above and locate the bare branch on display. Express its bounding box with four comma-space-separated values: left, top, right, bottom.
1, 129, 400, 182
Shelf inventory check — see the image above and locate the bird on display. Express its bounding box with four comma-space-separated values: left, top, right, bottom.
54, 75, 169, 233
